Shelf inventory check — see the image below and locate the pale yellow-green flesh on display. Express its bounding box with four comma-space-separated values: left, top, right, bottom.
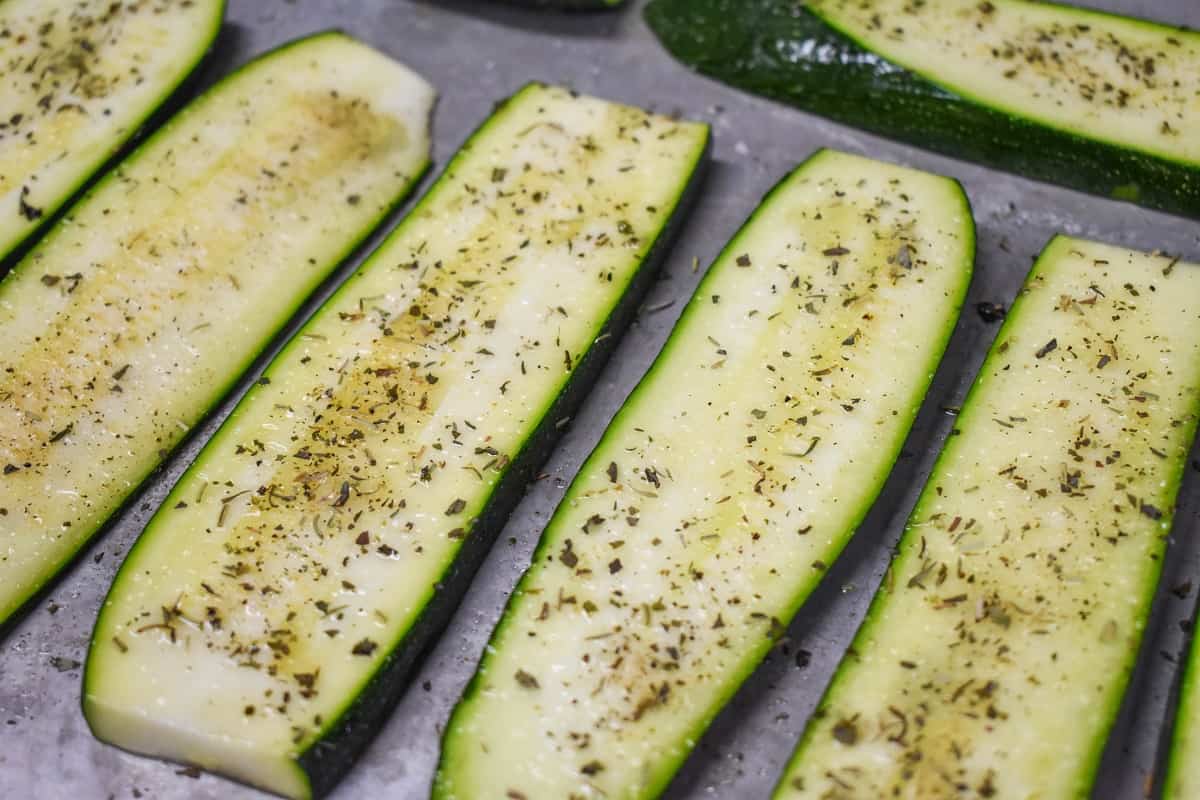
84, 84, 708, 799
0, 0, 222, 258
437, 150, 973, 800
810, 0, 1200, 164
0, 33, 434, 622
777, 237, 1200, 799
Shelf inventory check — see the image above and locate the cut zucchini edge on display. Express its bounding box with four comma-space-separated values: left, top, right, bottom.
0, 0, 226, 268
774, 236, 1200, 798
83, 83, 710, 800
435, 148, 975, 799
644, 0, 1200, 219
0, 30, 435, 631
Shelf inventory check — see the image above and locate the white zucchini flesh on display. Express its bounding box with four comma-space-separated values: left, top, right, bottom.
435, 149, 975, 800
776, 237, 1200, 799
83, 84, 709, 799
0, 0, 224, 262
0, 32, 435, 625
808, 0, 1200, 165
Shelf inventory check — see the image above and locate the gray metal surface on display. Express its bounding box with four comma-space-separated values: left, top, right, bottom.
2, 0, 1199, 797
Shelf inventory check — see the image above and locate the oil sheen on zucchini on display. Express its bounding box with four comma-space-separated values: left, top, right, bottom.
0, 32, 435, 628
435, 149, 974, 800
776, 237, 1200, 799
646, 0, 1200, 218
83, 84, 709, 799
0, 0, 225, 265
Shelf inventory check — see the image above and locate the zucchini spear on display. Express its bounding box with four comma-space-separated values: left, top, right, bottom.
646, 0, 1200, 218
0, 0, 225, 264
0, 32, 435, 628
776, 237, 1200, 799
435, 149, 974, 800
83, 84, 709, 799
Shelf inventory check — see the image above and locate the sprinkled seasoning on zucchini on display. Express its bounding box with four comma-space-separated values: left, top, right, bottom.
646, 0, 1200, 218
775, 237, 1200, 799
435, 149, 974, 800
0, 0, 225, 264
0, 32, 435, 628
83, 83, 709, 799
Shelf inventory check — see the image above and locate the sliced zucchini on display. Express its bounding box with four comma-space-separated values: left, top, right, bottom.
646, 0, 1200, 218
435, 149, 974, 799
0, 0, 225, 264
82, 84, 709, 799
776, 237, 1200, 798
0, 32, 435, 627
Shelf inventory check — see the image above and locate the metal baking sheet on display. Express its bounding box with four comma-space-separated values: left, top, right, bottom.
2, 1, 1199, 797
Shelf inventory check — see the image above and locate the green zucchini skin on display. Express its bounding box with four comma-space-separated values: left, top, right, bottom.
435, 149, 975, 800
644, 0, 1200, 219
774, 237, 1200, 798
1164, 652, 1199, 798
83, 83, 709, 800
0, 0, 226, 270
1165, 579, 1200, 796
0, 31, 435, 635
295, 102, 708, 800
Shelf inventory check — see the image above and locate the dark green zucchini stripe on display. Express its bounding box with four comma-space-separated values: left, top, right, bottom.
645, 0, 1200, 219
1166, 529, 1200, 796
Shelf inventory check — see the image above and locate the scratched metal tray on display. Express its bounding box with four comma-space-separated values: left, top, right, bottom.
2, 1, 1199, 798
